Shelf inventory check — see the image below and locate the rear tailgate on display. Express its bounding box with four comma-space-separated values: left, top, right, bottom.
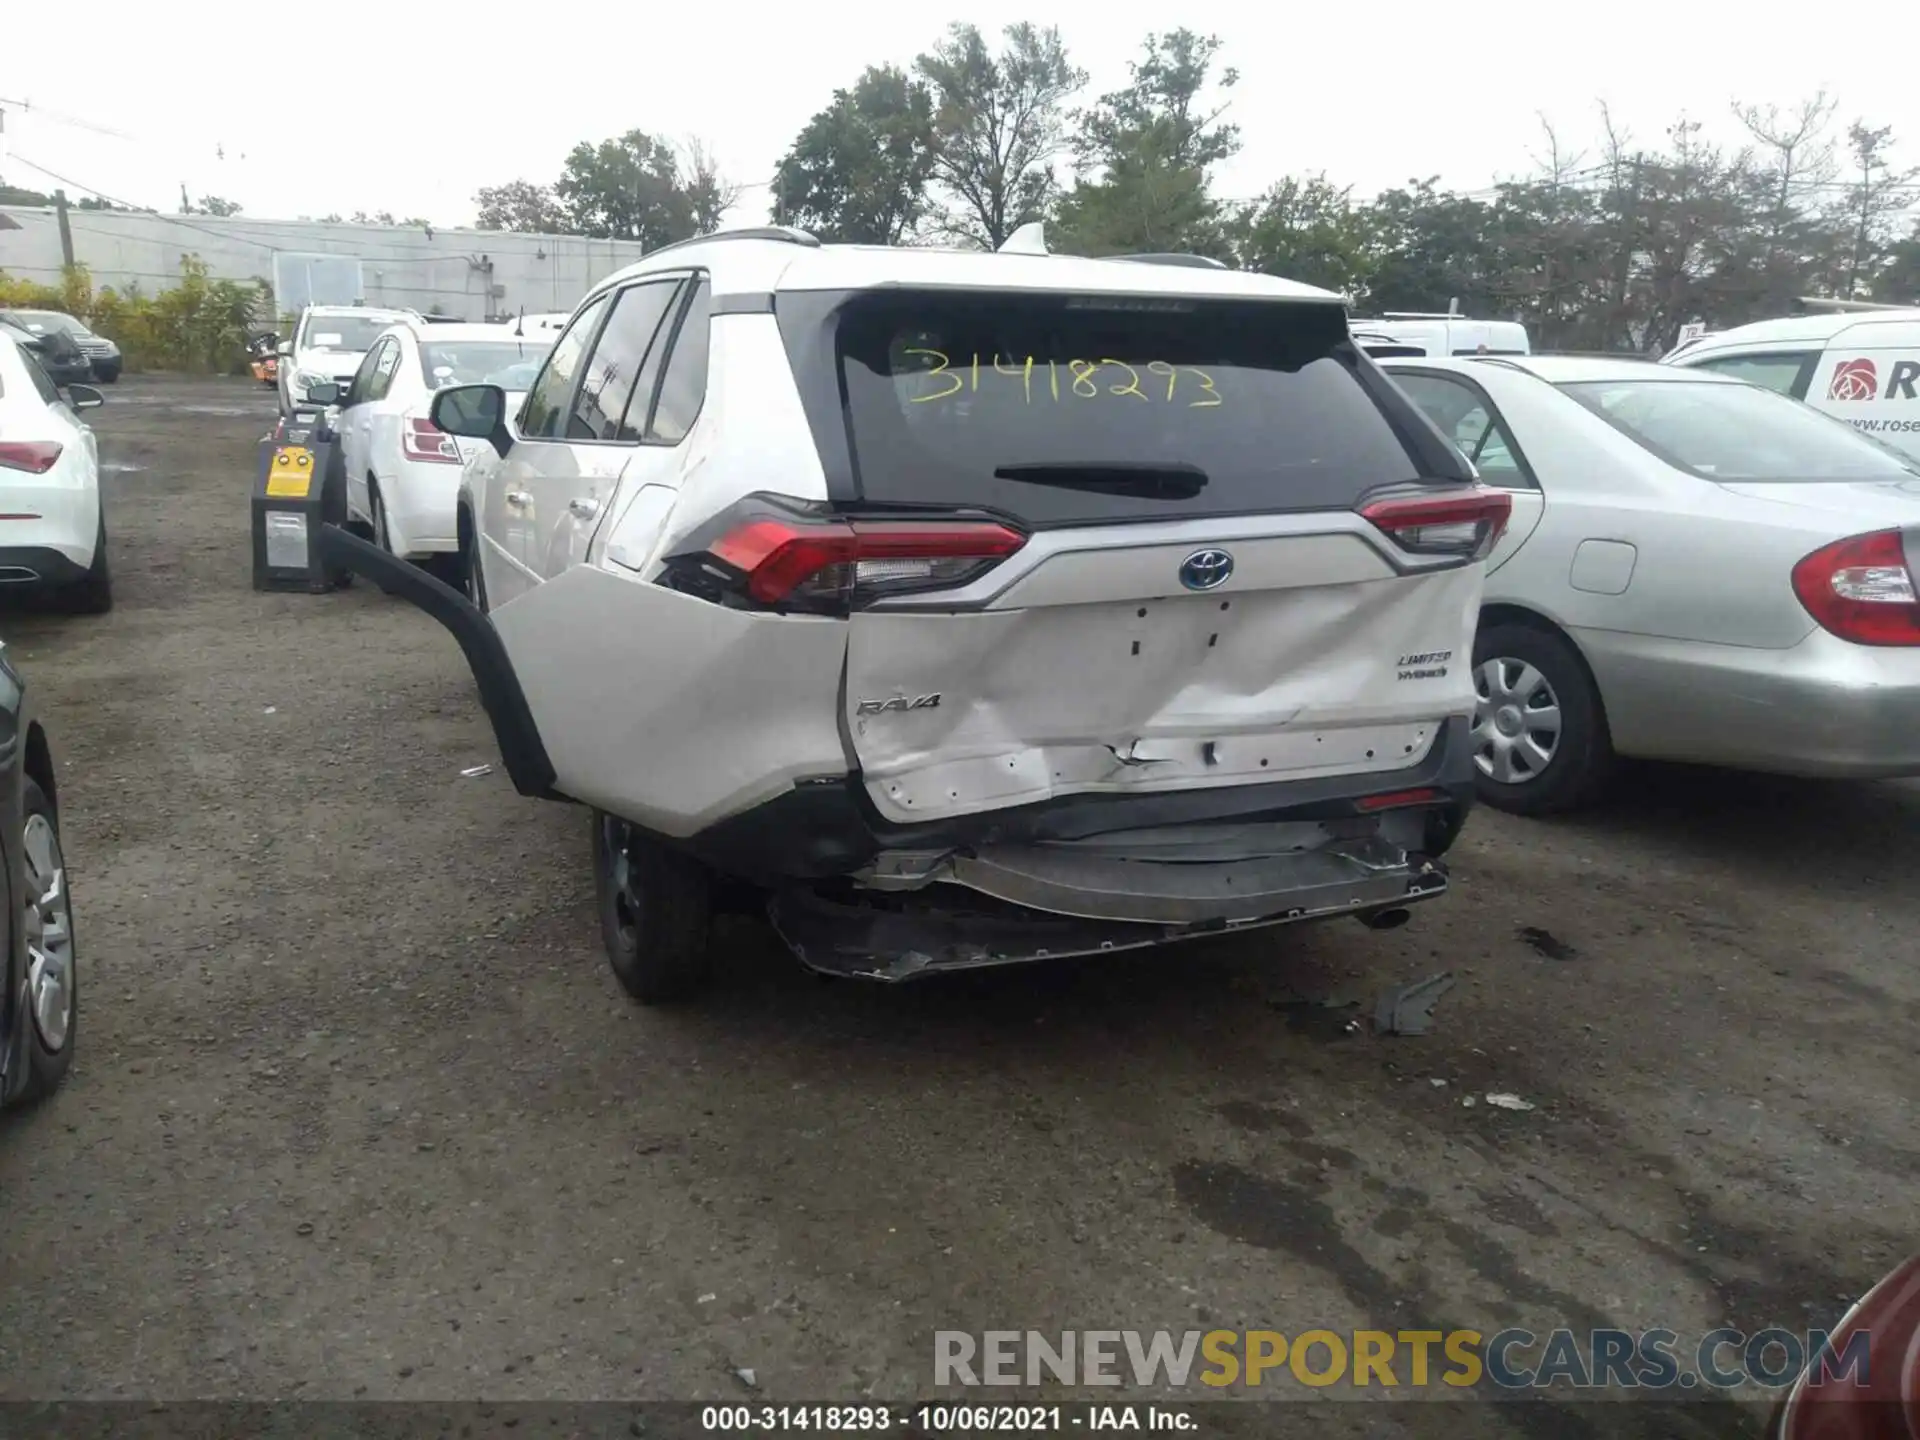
783, 284, 1496, 826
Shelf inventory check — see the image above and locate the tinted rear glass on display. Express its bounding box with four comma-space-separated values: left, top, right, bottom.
823, 290, 1429, 525
1559, 378, 1920, 482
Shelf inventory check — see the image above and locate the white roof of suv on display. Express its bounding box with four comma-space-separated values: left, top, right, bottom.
579, 228, 1347, 307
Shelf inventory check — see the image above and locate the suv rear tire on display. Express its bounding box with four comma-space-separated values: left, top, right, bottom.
1470, 622, 1612, 815
593, 813, 713, 1003
61, 514, 113, 615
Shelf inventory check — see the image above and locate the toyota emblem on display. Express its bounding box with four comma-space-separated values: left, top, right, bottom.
1179, 548, 1234, 592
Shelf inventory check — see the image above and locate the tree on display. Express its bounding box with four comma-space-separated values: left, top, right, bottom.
1051, 29, 1239, 258
678, 137, 745, 235
1828, 121, 1917, 299
475, 179, 564, 233
553, 130, 690, 245
915, 22, 1085, 248
1228, 175, 1374, 297
179, 192, 242, 217
771, 65, 936, 244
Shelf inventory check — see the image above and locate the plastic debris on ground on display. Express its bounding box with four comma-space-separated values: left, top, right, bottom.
1374, 971, 1456, 1036
1485, 1093, 1537, 1112
460, 764, 494, 778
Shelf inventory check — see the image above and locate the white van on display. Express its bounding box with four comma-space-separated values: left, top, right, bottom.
1347, 311, 1531, 357
1663, 310, 1920, 463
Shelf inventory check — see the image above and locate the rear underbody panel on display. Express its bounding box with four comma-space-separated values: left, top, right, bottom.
769, 842, 1448, 981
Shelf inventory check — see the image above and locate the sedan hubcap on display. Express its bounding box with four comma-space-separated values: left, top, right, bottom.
22, 813, 74, 1053
1473, 658, 1562, 785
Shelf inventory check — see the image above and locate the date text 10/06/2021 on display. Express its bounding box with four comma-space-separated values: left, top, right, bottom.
903, 351, 1224, 409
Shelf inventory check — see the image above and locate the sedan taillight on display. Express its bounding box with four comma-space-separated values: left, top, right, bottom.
402, 415, 461, 464
1359, 486, 1512, 561
0, 441, 62, 475
1790, 530, 1920, 646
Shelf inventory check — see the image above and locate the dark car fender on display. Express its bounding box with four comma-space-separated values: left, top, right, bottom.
0, 647, 53, 1104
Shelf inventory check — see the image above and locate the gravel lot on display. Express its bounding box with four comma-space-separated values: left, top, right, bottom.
1, 375, 1914, 1435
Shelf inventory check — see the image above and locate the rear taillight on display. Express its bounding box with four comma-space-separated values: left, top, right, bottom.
0, 441, 62, 475
1360, 487, 1511, 560
1791, 530, 1920, 646
678, 510, 1027, 610
402, 415, 461, 464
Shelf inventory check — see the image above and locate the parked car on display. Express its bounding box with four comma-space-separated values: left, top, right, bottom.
277, 305, 419, 411
1766, 1250, 1920, 1438
0, 317, 93, 389
318, 227, 1510, 1003
0, 309, 122, 383
1380, 353, 1920, 812
0, 330, 111, 613
1662, 308, 1920, 466
1345, 312, 1531, 357
317, 321, 554, 578
0, 640, 77, 1107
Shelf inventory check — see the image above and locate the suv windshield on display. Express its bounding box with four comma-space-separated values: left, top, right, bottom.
4, 310, 87, 337
817, 289, 1439, 525
420, 339, 553, 391
302, 315, 398, 353
1559, 377, 1920, 482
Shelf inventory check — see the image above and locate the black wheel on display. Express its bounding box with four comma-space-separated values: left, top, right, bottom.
1470, 622, 1613, 815
95, 364, 120, 384
16, 777, 77, 1103
593, 812, 713, 1004
370, 482, 394, 556
61, 512, 112, 615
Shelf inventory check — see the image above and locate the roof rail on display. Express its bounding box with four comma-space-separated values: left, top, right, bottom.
641, 225, 821, 262
1110, 253, 1229, 270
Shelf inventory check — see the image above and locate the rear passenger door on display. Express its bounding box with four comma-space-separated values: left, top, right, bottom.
340, 337, 399, 521
1390, 369, 1545, 573
506, 275, 687, 587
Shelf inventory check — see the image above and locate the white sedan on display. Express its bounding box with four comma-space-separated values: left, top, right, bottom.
1381, 353, 1920, 812
329, 322, 552, 579
0, 333, 110, 613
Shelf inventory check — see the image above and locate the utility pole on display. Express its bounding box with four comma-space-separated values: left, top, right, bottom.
53, 188, 75, 269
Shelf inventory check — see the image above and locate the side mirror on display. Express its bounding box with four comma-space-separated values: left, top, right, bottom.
277, 341, 294, 357
307, 381, 342, 406
430, 383, 511, 458
65, 383, 105, 411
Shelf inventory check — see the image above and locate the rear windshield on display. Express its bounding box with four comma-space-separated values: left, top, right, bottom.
302, 315, 395, 352
1559, 378, 1920, 483
815, 290, 1434, 525
420, 339, 552, 391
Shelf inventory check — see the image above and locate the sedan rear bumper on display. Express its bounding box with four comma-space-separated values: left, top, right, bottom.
1583, 625, 1920, 779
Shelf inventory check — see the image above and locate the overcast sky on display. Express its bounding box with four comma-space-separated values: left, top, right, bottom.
5, 0, 1917, 232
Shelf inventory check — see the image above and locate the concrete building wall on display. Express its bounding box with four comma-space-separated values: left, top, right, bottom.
0, 207, 649, 321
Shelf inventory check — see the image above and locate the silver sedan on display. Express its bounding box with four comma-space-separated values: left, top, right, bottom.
1379, 353, 1920, 813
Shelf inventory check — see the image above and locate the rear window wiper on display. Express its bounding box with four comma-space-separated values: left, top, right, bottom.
992, 462, 1208, 500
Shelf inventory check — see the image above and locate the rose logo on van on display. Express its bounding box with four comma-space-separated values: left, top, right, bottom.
1829, 358, 1879, 402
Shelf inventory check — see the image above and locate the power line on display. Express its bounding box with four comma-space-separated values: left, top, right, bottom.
0, 96, 137, 142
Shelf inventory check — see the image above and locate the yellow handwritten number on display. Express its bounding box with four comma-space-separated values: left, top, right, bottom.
906, 348, 964, 403
1148, 361, 1179, 402
994, 353, 1034, 403
1068, 360, 1102, 399
1103, 359, 1148, 401
1188, 367, 1222, 408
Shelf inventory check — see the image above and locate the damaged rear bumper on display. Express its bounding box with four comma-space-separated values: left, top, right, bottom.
770, 841, 1449, 981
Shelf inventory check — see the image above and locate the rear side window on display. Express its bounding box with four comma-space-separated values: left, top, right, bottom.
1685, 351, 1817, 397
570, 279, 683, 442
815, 290, 1438, 526
647, 279, 712, 444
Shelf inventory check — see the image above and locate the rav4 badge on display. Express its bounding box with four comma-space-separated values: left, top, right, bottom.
855, 694, 942, 716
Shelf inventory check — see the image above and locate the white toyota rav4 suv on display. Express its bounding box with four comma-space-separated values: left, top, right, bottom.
320, 227, 1509, 1002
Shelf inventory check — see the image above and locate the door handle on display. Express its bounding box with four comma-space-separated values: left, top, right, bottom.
568, 497, 600, 521
505, 490, 533, 508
